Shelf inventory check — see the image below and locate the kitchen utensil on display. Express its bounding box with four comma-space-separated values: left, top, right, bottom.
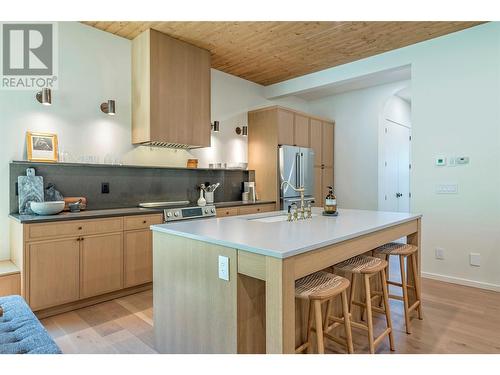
30, 201, 65, 215
18, 168, 44, 214
68, 200, 82, 212
64, 197, 87, 211
205, 191, 214, 204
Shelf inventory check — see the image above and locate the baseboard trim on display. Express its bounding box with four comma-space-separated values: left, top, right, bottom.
422, 272, 500, 292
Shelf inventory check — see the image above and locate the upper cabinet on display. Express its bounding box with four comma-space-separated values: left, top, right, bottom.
132, 29, 211, 148
276, 108, 310, 147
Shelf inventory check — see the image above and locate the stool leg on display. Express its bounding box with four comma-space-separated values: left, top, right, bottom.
349, 273, 356, 314
379, 254, 389, 308
323, 300, 332, 331
411, 253, 423, 320
399, 255, 411, 334
381, 268, 395, 351
363, 274, 375, 354
341, 290, 354, 354
305, 300, 314, 354
314, 300, 325, 354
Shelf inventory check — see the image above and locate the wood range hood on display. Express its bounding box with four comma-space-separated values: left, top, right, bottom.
132, 29, 211, 149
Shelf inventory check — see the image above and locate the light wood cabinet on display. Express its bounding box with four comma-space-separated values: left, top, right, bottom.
216, 204, 275, 218
277, 109, 294, 146
28, 238, 80, 310
12, 213, 161, 316
132, 29, 211, 148
124, 229, 153, 287
248, 106, 334, 205
322, 122, 334, 168
80, 233, 124, 299
294, 114, 310, 147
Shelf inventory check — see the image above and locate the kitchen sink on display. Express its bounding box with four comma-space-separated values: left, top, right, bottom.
248, 213, 317, 223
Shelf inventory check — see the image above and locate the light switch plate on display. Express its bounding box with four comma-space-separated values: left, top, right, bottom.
218, 255, 229, 281
436, 184, 458, 194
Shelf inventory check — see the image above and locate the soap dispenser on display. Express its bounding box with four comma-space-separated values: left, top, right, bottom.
324, 186, 338, 215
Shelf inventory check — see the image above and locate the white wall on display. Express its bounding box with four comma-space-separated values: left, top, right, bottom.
308, 80, 410, 210
277, 23, 500, 291
0, 22, 308, 260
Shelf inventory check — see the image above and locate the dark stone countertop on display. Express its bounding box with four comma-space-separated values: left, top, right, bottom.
9, 200, 276, 223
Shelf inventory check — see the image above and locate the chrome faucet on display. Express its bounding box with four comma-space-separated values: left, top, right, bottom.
281, 180, 306, 219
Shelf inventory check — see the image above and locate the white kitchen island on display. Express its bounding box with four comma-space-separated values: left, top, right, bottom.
151, 208, 422, 354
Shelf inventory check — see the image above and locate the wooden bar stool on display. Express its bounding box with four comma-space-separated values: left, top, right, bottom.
333, 255, 395, 354
373, 242, 423, 334
295, 271, 354, 354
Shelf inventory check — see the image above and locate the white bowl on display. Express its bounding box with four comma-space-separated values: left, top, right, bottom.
30, 201, 65, 215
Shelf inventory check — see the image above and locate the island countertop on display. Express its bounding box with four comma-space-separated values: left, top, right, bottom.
150, 208, 422, 259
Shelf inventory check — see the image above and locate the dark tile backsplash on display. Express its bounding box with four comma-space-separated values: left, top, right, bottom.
10, 161, 255, 213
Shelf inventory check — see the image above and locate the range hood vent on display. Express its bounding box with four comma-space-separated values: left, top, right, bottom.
138, 141, 202, 149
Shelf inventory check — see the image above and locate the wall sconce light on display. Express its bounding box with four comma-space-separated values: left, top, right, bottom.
235, 125, 248, 136
211, 120, 220, 132
100, 100, 116, 115
36, 88, 52, 106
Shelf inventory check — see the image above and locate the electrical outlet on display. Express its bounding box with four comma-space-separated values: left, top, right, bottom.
470, 253, 481, 267
435, 247, 445, 260
101, 182, 110, 194
218, 255, 229, 281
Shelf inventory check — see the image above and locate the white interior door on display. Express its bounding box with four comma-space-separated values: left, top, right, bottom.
380, 120, 410, 212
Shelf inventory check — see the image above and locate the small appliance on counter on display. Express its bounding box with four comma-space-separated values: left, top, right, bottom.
323, 186, 338, 216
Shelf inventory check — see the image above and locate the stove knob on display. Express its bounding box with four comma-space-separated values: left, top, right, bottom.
204, 209, 209, 214
211, 208, 215, 213
166, 212, 172, 218
174, 211, 179, 217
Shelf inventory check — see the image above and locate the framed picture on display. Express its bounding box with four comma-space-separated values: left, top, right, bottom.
26, 131, 59, 162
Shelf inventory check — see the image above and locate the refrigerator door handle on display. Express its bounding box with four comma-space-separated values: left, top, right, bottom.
295, 153, 300, 188
301, 152, 305, 188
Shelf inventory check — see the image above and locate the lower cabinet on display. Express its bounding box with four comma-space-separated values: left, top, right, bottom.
216, 204, 276, 218
124, 229, 153, 287
28, 238, 80, 310
18, 214, 162, 314
80, 233, 124, 299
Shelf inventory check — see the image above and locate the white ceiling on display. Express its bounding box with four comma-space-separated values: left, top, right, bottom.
293, 65, 412, 101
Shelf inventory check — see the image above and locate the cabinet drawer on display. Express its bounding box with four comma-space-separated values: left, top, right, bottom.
124, 214, 164, 231
27, 217, 123, 241
237, 204, 276, 216
217, 207, 239, 217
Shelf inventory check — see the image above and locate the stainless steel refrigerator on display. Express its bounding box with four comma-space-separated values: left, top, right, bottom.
278, 145, 315, 210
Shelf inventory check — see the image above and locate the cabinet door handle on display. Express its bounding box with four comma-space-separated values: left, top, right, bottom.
143, 220, 147, 224
78, 226, 83, 230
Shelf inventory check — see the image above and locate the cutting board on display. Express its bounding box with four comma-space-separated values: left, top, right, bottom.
18, 168, 44, 214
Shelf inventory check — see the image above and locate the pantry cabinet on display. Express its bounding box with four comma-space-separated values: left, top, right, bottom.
248, 106, 334, 205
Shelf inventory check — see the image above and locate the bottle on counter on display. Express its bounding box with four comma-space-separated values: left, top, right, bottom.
324, 186, 337, 214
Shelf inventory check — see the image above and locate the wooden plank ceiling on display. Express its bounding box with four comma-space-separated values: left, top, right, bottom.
82, 21, 483, 86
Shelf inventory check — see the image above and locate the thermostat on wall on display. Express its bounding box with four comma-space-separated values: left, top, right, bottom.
435, 157, 447, 166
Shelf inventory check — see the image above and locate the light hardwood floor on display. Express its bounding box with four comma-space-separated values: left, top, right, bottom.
41, 276, 500, 354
